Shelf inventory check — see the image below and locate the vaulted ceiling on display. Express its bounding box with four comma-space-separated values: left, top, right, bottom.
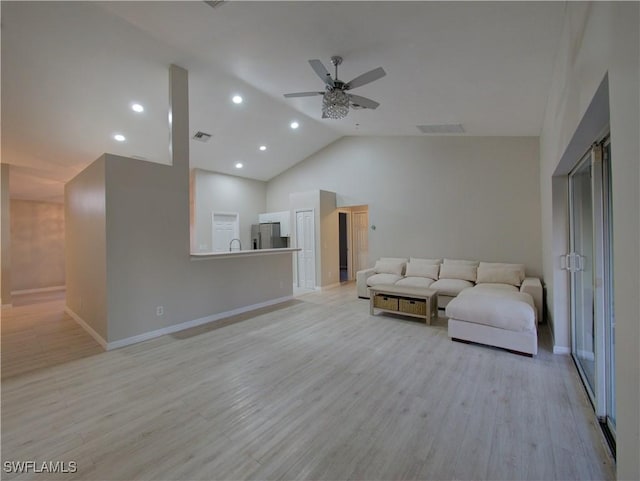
1, 1, 565, 202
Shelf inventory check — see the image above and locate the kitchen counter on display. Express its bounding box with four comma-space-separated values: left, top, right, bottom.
190, 247, 300, 261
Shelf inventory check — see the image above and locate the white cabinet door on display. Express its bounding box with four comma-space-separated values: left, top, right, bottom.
278, 212, 291, 237
258, 211, 290, 237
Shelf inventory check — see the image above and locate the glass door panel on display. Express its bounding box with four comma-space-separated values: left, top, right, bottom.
603, 140, 616, 434
569, 154, 596, 397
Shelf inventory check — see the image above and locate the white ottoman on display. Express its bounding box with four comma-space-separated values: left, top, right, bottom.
445, 287, 538, 356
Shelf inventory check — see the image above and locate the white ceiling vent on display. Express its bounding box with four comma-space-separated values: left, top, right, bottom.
203, 1, 225, 9
193, 131, 212, 142
417, 124, 465, 134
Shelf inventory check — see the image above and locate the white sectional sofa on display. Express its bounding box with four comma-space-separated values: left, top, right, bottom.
357, 257, 543, 356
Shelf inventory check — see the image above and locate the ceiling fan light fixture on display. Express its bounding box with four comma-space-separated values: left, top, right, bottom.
322, 89, 349, 119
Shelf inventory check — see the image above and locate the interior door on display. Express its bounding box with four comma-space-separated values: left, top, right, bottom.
296, 210, 315, 289
212, 213, 239, 252
352, 211, 369, 273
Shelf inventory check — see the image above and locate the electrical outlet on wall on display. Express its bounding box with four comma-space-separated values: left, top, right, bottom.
156, 306, 164, 316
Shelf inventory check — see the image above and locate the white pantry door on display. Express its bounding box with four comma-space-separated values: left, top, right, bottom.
212, 213, 239, 252
296, 210, 315, 289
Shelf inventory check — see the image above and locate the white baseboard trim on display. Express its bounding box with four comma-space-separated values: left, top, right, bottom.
553, 345, 571, 355
577, 349, 595, 361
65, 306, 108, 350
106, 295, 294, 351
319, 282, 341, 291
12, 285, 66, 295
546, 322, 570, 355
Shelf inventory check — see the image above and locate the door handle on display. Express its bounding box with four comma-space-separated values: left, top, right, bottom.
563, 253, 585, 272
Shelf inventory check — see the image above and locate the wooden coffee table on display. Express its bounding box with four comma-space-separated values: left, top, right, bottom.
369, 284, 438, 325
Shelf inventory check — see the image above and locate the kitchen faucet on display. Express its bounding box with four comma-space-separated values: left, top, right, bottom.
229, 238, 242, 251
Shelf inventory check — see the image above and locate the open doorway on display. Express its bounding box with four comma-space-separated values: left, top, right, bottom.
337, 205, 368, 282
338, 212, 350, 282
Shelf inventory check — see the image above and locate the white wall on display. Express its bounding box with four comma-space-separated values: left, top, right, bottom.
267, 136, 542, 277
539, 3, 639, 478
191, 169, 266, 252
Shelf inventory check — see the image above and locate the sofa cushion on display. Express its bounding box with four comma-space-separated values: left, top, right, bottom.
374, 259, 405, 276
396, 277, 436, 289
444, 258, 479, 266
446, 289, 535, 332
430, 278, 474, 297
472, 283, 519, 293
439, 263, 477, 282
409, 257, 442, 265
367, 273, 403, 287
477, 262, 525, 286
380, 257, 409, 265
405, 262, 440, 280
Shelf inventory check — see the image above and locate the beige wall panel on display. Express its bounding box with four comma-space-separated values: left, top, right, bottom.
319, 190, 338, 286
10, 200, 65, 291
1, 164, 11, 304
65, 157, 107, 340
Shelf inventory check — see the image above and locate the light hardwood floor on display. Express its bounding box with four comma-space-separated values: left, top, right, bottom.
1, 284, 614, 480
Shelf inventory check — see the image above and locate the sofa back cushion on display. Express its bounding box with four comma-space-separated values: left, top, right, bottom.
409, 257, 442, 265
477, 262, 525, 286
443, 258, 479, 266
439, 263, 478, 282
439, 258, 480, 282
374, 259, 406, 276
405, 261, 440, 280
380, 257, 409, 263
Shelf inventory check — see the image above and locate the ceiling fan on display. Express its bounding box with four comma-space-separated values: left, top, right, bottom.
283, 56, 386, 119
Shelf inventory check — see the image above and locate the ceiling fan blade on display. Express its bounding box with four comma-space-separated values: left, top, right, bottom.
309, 59, 335, 87
345, 67, 386, 90
348, 94, 380, 110
283, 91, 323, 98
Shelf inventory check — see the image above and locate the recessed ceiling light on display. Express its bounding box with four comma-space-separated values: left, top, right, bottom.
114, 134, 126, 142
259, 145, 267, 151
235, 162, 243, 169
290, 121, 299, 130
232, 95, 243, 104
131, 103, 144, 113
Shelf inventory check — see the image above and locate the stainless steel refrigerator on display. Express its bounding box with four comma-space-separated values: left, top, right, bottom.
251, 223, 287, 249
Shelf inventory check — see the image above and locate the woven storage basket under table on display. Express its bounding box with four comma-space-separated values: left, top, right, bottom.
399, 298, 427, 316
373, 294, 398, 311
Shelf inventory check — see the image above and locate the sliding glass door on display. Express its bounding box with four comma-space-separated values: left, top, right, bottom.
568, 137, 615, 442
